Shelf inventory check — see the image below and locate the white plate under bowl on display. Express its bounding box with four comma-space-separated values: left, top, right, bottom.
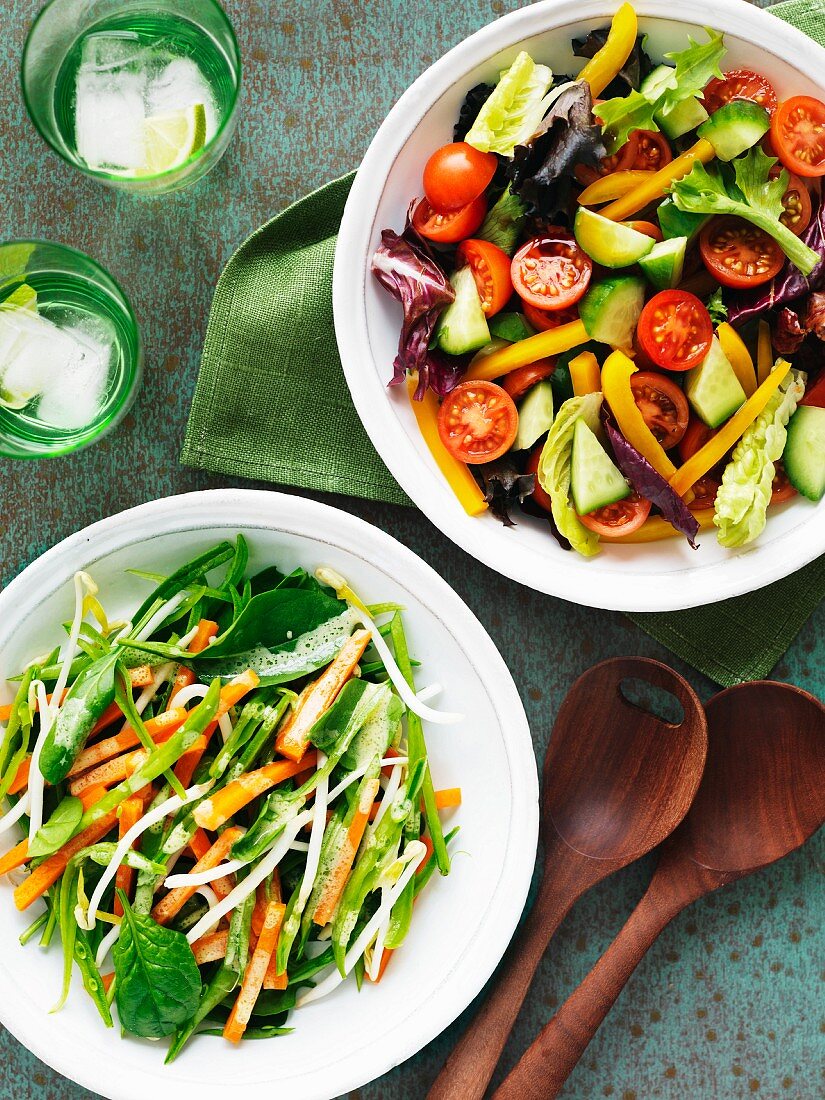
0, 489, 538, 1100
334, 0, 825, 612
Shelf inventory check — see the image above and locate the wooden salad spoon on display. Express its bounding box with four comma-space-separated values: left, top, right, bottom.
427, 657, 707, 1100
495, 680, 825, 1100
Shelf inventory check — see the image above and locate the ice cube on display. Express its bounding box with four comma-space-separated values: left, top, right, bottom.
0, 311, 77, 410
36, 323, 112, 430
80, 30, 144, 73
147, 58, 218, 139
75, 64, 148, 170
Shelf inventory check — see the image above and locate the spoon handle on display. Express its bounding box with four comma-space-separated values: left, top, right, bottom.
493, 857, 729, 1100
427, 836, 594, 1100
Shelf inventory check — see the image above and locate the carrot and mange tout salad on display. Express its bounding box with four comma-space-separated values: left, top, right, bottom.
0, 537, 462, 1054
373, 3, 825, 555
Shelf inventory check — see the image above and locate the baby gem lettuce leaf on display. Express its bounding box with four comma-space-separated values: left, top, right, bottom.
537, 392, 603, 557
114, 893, 202, 1038
669, 150, 820, 276
714, 369, 805, 547
597, 28, 725, 152
465, 52, 554, 157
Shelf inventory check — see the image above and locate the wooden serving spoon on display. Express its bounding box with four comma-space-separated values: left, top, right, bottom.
495, 680, 825, 1100
427, 657, 707, 1100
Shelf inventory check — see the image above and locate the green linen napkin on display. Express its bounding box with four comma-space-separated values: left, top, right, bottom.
182, 0, 825, 687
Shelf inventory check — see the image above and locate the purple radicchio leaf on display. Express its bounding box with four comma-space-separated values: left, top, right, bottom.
727, 186, 825, 327
472, 456, 535, 527
371, 228, 455, 393
605, 421, 700, 549
773, 307, 807, 356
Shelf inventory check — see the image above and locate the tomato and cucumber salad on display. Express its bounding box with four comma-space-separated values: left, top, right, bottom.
372, 5, 825, 556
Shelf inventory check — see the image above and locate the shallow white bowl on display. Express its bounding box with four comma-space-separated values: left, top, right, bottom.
334, 0, 825, 612
0, 489, 538, 1100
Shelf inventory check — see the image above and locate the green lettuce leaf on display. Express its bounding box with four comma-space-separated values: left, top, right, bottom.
597, 28, 725, 152
465, 51, 554, 157
537, 392, 603, 558
714, 368, 805, 547
669, 151, 820, 275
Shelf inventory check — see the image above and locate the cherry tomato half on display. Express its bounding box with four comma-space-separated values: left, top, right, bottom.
525, 445, 553, 512
624, 220, 664, 242
579, 491, 652, 536
637, 291, 713, 372
437, 380, 518, 464
770, 96, 825, 178
630, 370, 689, 450
770, 166, 813, 236
703, 69, 778, 116
512, 232, 593, 312
575, 132, 640, 186
629, 130, 672, 172
502, 359, 556, 401
771, 463, 797, 504
411, 196, 487, 243
423, 142, 498, 212
801, 374, 825, 408
522, 302, 579, 332
456, 239, 513, 317
689, 473, 721, 510
679, 415, 718, 462
699, 216, 785, 290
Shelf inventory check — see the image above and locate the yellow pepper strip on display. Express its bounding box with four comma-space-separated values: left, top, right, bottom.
569, 351, 602, 396
601, 350, 678, 480
577, 3, 638, 98
465, 319, 588, 381
577, 171, 652, 206
599, 140, 716, 221
669, 359, 792, 497
406, 376, 488, 517
757, 320, 773, 385
717, 323, 756, 397
602, 509, 716, 543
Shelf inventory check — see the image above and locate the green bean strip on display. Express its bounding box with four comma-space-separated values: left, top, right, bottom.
390, 613, 449, 874
19, 911, 47, 946
115, 668, 186, 800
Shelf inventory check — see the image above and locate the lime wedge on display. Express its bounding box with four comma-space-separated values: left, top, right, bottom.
1, 283, 38, 312
143, 103, 207, 173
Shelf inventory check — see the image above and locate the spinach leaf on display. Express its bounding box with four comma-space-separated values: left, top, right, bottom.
194, 587, 346, 660
39, 650, 120, 784
114, 892, 202, 1038
28, 795, 83, 859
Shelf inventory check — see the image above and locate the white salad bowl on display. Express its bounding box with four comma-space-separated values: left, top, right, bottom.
334, 0, 825, 612
0, 489, 538, 1100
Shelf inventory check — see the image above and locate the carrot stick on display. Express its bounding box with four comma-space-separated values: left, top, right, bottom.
8, 756, 31, 795
78, 783, 110, 811
114, 797, 143, 917
433, 787, 462, 810
191, 929, 229, 965
367, 947, 393, 983
275, 631, 371, 762
173, 735, 207, 788
14, 812, 119, 910
0, 839, 29, 876
90, 701, 124, 737
263, 952, 289, 990
151, 826, 243, 925
313, 772, 380, 927
101, 972, 115, 993
67, 708, 188, 778
169, 620, 219, 706
69, 750, 144, 796
188, 828, 212, 862
224, 899, 286, 1042
0, 666, 151, 723
171, 670, 260, 789
193, 754, 317, 832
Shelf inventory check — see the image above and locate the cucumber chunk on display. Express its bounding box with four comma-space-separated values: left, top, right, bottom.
489, 312, 534, 343
638, 237, 687, 291
657, 96, 709, 140
571, 418, 630, 515
684, 337, 746, 428
574, 207, 654, 268
657, 198, 709, 242
784, 405, 825, 501
435, 265, 490, 356
698, 100, 770, 162
515, 380, 554, 451
579, 276, 646, 349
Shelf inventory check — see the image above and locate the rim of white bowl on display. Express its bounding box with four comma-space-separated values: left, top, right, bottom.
334, 0, 825, 612
0, 489, 538, 1100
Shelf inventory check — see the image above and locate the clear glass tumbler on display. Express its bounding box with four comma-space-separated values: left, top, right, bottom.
0, 241, 142, 459
22, 0, 241, 194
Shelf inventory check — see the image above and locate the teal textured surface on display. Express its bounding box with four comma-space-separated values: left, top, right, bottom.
0, 1, 822, 1098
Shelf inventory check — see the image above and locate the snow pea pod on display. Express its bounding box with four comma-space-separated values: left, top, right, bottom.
0, 666, 36, 800
132, 541, 235, 634
39, 650, 120, 784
